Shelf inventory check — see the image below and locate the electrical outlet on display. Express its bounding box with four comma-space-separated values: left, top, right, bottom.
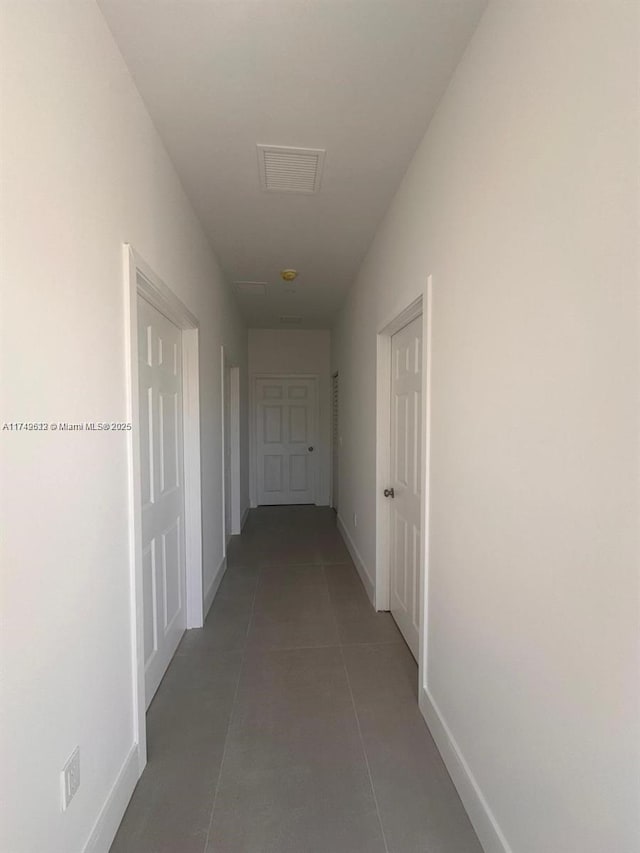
61, 747, 80, 811
353, 512, 357, 528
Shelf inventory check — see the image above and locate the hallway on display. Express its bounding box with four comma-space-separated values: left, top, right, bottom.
110, 507, 482, 853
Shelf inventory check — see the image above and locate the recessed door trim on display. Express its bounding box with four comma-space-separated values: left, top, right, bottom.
124, 245, 203, 776
250, 373, 320, 507
376, 277, 433, 688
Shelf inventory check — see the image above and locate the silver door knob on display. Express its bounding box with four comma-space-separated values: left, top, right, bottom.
384, 488, 395, 498
308, 446, 314, 451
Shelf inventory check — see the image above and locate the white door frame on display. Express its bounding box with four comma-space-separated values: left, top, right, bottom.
220, 346, 242, 546
331, 371, 339, 510
250, 373, 320, 507
375, 276, 433, 686
124, 245, 203, 774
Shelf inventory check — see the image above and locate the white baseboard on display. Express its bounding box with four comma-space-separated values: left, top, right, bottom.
241, 505, 250, 530
336, 514, 375, 607
204, 553, 227, 618
419, 687, 511, 853
82, 744, 140, 853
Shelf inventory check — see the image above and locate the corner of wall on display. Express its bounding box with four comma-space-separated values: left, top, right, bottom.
336, 513, 375, 606
418, 688, 511, 853
82, 745, 140, 853
204, 553, 228, 619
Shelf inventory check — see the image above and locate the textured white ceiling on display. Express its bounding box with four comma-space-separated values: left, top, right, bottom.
98, 0, 487, 328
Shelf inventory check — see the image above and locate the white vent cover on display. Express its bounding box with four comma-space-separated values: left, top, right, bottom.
234, 281, 266, 296
279, 315, 303, 324
257, 145, 326, 193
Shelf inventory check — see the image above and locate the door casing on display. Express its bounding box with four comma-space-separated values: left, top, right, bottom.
125, 245, 203, 776
376, 276, 433, 691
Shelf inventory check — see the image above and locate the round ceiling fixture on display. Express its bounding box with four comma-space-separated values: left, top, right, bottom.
280, 269, 298, 282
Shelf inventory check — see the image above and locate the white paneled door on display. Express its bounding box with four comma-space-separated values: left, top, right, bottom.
389, 315, 423, 660
256, 376, 318, 505
138, 296, 186, 707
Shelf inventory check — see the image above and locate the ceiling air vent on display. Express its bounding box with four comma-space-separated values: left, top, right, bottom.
234, 281, 266, 296
257, 145, 326, 193
279, 315, 303, 325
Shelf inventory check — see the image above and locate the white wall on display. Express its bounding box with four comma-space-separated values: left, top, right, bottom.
0, 3, 247, 852
333, 2, 639, 852
248, 329, 331, 506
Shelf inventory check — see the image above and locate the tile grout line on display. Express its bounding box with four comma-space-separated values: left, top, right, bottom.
322, 565, 391, 853
201, 563, 262, 853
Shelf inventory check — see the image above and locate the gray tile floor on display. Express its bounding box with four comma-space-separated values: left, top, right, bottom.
111, 507, 482, 853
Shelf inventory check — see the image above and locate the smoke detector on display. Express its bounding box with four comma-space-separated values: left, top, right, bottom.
257, 145, 326, 193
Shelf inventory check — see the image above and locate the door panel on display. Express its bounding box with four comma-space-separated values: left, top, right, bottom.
289, 406, 308, 442
162, 519, 182, 628
159, 390, 179, 493
256, 377, 317, 505
264, 406, 283, 443
142, 543, 156, 663
290, 454, 309, 492
264, 455, 283, 493
138, 297, 186, 707
389, 315, 422, 660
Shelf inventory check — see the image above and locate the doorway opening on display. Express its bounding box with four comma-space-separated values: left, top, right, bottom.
125, 246, 203, 774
